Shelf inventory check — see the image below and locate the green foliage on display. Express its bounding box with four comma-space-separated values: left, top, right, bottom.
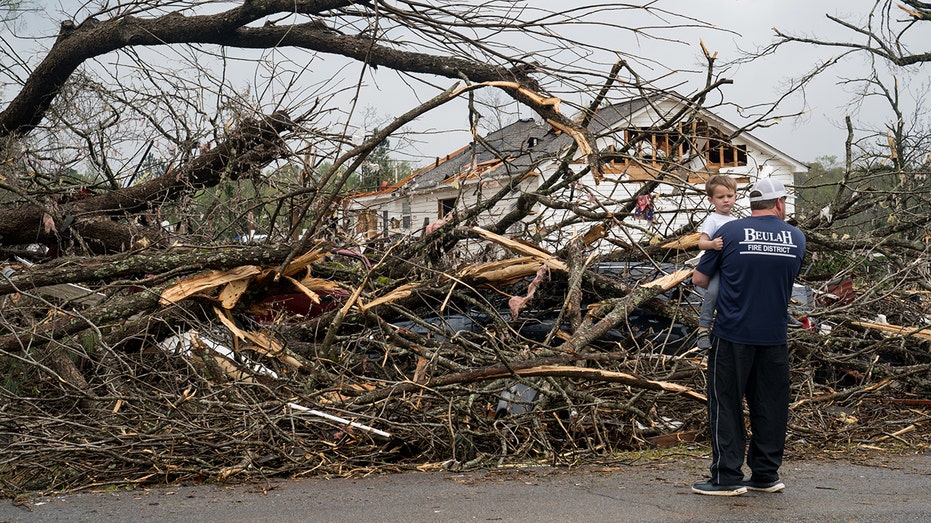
795, 154, 931, 239
79, 332, 99, 354
357, 132, 415, 191
161, 153, 408, 242
0, 133, 112, 207
804, 248, 892, 286
183, 177, 270, 241
309, 161, 356, 194
805, 250, 849, 277
0, 352, 29, 396
794, 155, 843, 218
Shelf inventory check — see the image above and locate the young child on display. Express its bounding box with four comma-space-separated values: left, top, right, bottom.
696, 175, 738, 349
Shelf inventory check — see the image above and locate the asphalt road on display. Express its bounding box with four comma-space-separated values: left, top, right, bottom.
1, 451, 929, 523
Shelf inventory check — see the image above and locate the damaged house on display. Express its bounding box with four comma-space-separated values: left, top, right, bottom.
344, 93, 808, 255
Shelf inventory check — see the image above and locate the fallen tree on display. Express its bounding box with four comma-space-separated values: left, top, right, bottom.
1, 217, 929, 496
0, 0, 929, 498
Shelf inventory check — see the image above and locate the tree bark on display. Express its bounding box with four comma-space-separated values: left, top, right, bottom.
0, 285, 165, 355
0, 111, 293, 250
0, 1, 535, 138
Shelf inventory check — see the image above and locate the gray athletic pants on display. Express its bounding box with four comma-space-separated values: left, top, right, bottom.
698, 272, 719, 329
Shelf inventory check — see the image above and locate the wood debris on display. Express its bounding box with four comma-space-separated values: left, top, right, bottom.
0, 231, 928, 498
850, 320, 931, 342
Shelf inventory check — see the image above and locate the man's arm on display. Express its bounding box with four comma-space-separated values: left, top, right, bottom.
692, 269, 710, 289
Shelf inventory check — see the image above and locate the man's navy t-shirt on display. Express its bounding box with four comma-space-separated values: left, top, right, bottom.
694, 215, 806, 345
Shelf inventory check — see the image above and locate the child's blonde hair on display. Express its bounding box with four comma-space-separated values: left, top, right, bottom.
705, 175, 738, 197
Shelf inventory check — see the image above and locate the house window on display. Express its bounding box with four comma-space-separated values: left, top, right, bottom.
623, 127, 691, 166
699, 123, 747, 167
610, 119, 747, 177
401, 200, 411, 229
706, 140, 747, 167
438, 197, 456, 219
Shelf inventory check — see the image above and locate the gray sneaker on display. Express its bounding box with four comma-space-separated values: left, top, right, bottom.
743, 479, 785, 493
691, 480, 747, 496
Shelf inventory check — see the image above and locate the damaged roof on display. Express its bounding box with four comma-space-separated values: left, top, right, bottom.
405, 117, 569, 192
400, 95, 666, 193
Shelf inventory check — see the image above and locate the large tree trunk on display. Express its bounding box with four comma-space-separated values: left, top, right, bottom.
0, 111, 293, 252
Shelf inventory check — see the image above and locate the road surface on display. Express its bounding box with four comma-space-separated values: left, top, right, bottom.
1, 451, 929, 522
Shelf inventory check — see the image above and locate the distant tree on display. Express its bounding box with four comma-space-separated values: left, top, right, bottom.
795, 155, 844, 219
358, 131, 415, 191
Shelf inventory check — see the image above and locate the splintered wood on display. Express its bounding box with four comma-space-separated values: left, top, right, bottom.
159, 265, 262, 306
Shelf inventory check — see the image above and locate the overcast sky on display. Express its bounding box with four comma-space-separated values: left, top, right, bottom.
6, 1, 926, 168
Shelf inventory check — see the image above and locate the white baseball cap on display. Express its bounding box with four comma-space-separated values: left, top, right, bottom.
748, 177, 788, 202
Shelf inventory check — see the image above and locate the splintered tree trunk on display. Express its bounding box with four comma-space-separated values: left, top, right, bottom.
348, 269, 693, 405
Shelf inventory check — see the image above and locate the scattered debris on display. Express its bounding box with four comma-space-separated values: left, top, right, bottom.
0, 225, 928, 497
496, 383, 540, 417
287, 402, 391, 439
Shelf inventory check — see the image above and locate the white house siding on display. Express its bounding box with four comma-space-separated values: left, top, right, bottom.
345, 172, 537, 248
